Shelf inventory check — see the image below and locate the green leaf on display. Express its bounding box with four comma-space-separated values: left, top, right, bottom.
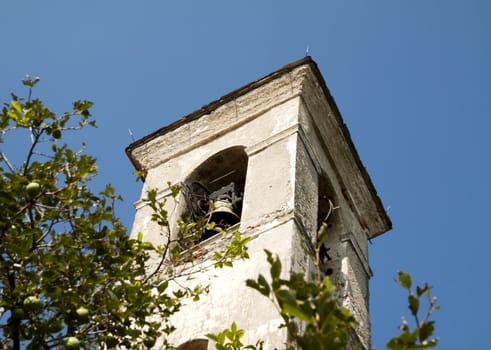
398, 271, 412, 290
257, 274, 271, 296
419, 321, 435, 343
322, 276, 333, 290
282, 302, 313, 323
417, 283, 431, 297
317, 222, 328, 248
246, 275, 271, 297
408, 294, 419, 317
8, 101, 23, 121
22, 76, 40, 87
270, 256, 281, 280
157, 281, 169, 293
12, 100, 22, 113
141, 241, 154, 250
169, 182, 181, 198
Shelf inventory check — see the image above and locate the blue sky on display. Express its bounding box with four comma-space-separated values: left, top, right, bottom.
1, 1, 490, 348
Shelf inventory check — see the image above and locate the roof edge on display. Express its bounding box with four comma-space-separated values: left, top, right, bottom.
303, 61, 392, 236
125, 56, 315, 161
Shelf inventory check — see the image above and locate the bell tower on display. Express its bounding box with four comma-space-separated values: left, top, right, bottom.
126, 57, 391, 350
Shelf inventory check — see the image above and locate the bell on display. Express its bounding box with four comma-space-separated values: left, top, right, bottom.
208, 200, 240, 227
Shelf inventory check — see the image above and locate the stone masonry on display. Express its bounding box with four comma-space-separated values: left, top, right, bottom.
126, 57, 391, 349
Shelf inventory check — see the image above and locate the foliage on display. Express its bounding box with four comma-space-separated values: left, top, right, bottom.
206, 322, 263, 350
209, 226, 439, 350
0, 79, 250, 350
245, 250, 356, 350
385, 271, 439, 350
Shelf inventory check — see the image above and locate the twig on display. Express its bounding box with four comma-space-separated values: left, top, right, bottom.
0, 152, 16, 172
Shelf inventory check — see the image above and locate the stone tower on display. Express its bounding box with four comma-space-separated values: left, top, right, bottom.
126, 57, 391, 350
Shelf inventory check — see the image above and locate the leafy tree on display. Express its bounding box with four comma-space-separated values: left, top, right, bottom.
0, 79, 250, 349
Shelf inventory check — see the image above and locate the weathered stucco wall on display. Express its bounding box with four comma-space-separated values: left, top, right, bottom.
127, 58, 390, 350
167, 221, 299, 349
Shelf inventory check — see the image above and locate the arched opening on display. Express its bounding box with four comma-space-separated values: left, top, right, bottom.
317, 175, 337, 229
317, 174, 338, 276
177, 338, 208, 350
182, 146, 248, 241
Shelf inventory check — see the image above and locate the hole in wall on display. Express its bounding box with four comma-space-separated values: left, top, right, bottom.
182, 146, 248, 242
177, 338, 208, 350
317, 174, 338, 276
